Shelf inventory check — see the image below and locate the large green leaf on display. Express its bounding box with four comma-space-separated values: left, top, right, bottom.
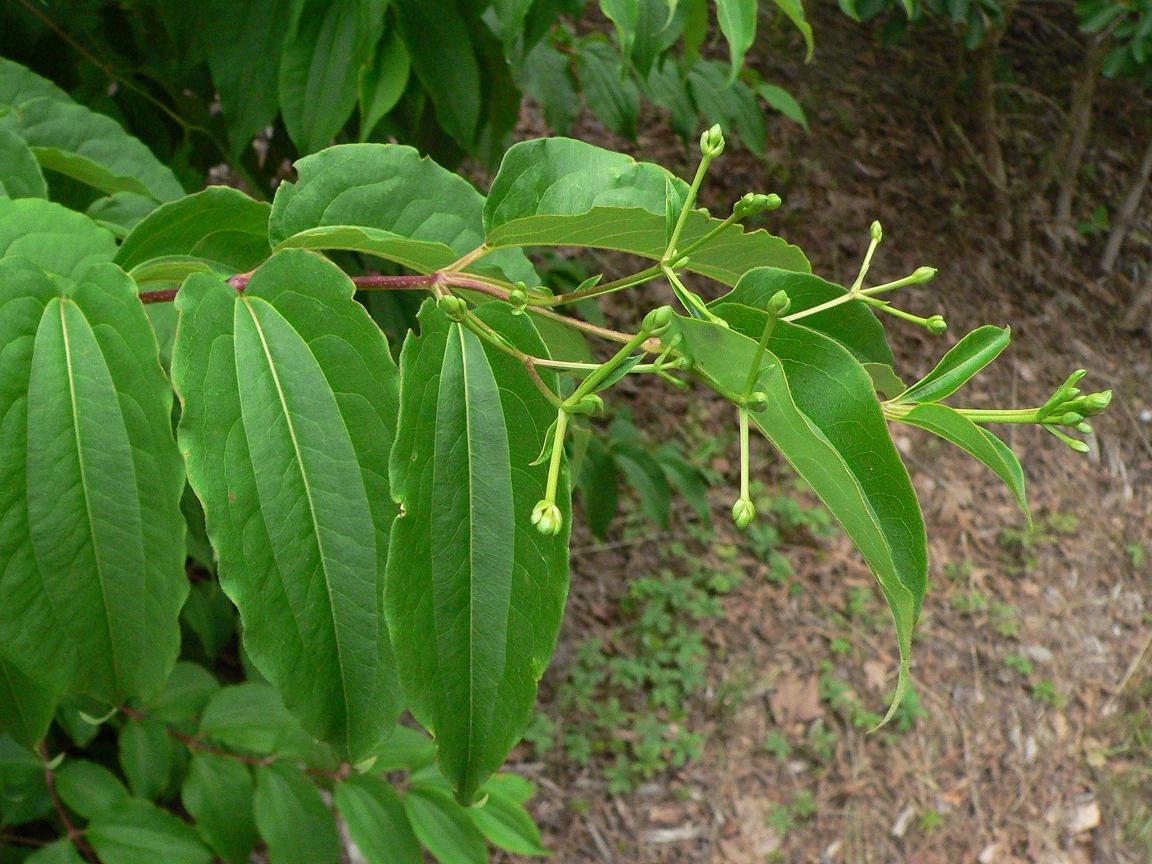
386, 302, 569, 804
674, 313, 925, 714
279, 0, 384, 154
0, 128, 47, 199
897, 325, 1011, 404
715, 0, 757, 79
173, 250, 402, 760
0, 656, 56, 748
0, 98, 184, 203
115, 187, 271, 281
88, 800, 212, 864
0, 197, 116, 280
181, 754, 258, 864
253, 763, 341, 864
0, 259, 186, 702
54, 760, 129, 820
898, 404, 1029, 520
335, 775, 422, 864
268, 143, 536, 283
0, 57, 72, 107
483, 137, 810, 284
711, 266, 893, 365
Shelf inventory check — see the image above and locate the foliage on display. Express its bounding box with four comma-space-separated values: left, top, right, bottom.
0, 51, 1112, 859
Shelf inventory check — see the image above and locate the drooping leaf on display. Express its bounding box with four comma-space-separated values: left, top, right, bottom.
253, 763, 341, 864
26, 839, 86, 864
386, 302, 569, 804
770, 0, 815, 59
179, 582, 235, 660
88, 799, 212, 864
335, 775, 423, 864
686, 59, 767, 155
118, 718, 174, 800
577, 39, 641, 138
181, 754, 258, 864
520, 41, 580, 135
674, 313, 925, 716
0, 656, 56, 748
197, 684, 320, 761
493, 0, 537, 51
0, 98, 184, 203
0, 259, 186, 702
279, 0, 384, 154
578, 433, 620, 539
268, 143, 536, 284
483, 137, 810, 284
115, 187, 271, 282
467, 783, 548, 856
756, 82, 810, 130
0, 128, 47, 199
602, 0, 680, 76
710, 266, 893, 365
144, 662, 219, 725
373, 724, 438, 771
404, 787, 488, 864
359, 25, 412, 140
173, 250, 402, 760
54, 760, 129, 820
898, 404, 1029, 521
715, 0, 757, 79
614, 444, 671, 527
863, 362, 907, 398
0, 197, 116, 280
897, 325, 1011, 404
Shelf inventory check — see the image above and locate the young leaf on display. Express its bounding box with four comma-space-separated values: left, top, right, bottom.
897, 325, 1011, 404
269, 143, 536, 283
115, 187, 271, 281
54, 760, 129, 820
711, 266, 893, 365
173, 250, 402, 760
0, 259, 186, 702
87, 799, 212, 864
0, 656, 56, 748
335, 775, 423, 864
404, 787, 489, 864
253, 763, 341, 864
674, 313, 925, 716
715, 0, 757, 79
898, 404, 1029, 521
484, 137, 810, 284
0, 127, 47, 199
181, 754, 258, 864
0, 197, 116, 280
386, 302, 570, 805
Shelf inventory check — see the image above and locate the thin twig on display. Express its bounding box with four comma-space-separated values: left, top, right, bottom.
40, 744, 98, 863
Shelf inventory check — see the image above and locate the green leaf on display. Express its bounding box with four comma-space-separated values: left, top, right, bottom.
115, 187, 271, 280
494, 0, 537, 50
755, 82, 809, 130
118, 718, 174, 800
898, 404, 1029, 521
253, 763, 341, 864
0, 259, 186, 702
483, 772, 537, 803
0, 98, 184, 203
335, 775, 422, 864
577, 435, 619, 539
686, 60, 767, 155
0, 128, 46, 199
386, 302, 570, 804
484, 138, 810, 284
577, 39, 641, 138
359, 25, 411, 140
197, 684, 320, 761
0, 656, 56, 748
279, 0, 384, 154
26, 840, 86, 864
180, 582, 235, 660
0, 197, 116, 280
54, 760, 129, 820
181, 754, 258, 864
0, 57, 72, 107
674, 313, 925, 718
770, 0, 815, 59
711, 266, 893, 365
145, 662, 219, 725
715, 0, 757, 79
614, 444, 671, 527
898, 325, 1011, 403
173, 250, 402, 760
468, 785, 548, 856
269, 143, 536, 284
404, 787, 488, 864
520, 41, 580, 134
88, 799, 212, 864
373, 724, 437, 771
863, 362, 907, 398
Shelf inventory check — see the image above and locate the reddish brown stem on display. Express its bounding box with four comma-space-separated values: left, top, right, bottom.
39, 744, 98, 863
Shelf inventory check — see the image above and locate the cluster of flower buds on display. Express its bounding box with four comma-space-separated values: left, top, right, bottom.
642, 305, 675, 338
530, 499, 563, 536
437, 294, 469, 322
508, 282, 529, 315
733, 192, 783, 220
1038, 370, 1112, 451
700, 124, 726, 159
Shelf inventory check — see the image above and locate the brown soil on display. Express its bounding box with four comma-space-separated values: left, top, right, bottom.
510, 5, 1152, 863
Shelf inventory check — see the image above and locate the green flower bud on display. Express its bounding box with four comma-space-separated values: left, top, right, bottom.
925, 315, 947, 335
1067, 438, 1090, 454
745, 391, 769, 412
870, 220, 883, 243
567, 393, 605, 417
768, 290, 791, 317
672, 354, 694, 371
912, 266, 937, 284
700, 123, 725, 158
531, 499, 563, 536
1076, 421, 1093, 435
507, 286, 528, 316
731, 496, 756, 530
642, 305, 675, 337
733, 192, 782, 219
437, 295, 468, 322
1079, 390, 1112, 415
1055, 411, 1084, 426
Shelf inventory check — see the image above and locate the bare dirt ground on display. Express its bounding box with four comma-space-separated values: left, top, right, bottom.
509, 6, 1152, 863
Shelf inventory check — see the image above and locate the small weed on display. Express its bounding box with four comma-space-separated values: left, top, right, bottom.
1003, 654, 1034, 677
1031, 680, 1067, 709
990, 601, 1021, 637
1126, 543, 1145, 568
918, 808, 945, 832
950, 588, 989, 614
806, 720, 838, 762
763, 730, 793, 762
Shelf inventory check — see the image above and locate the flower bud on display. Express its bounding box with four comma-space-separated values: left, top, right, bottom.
531, 500, 563, 536
1055, 411, 1084, 426
642, 305, 675, 337
925, 315, 947, 335
567, 393, 605, 417
700, 123, 725, 158
1079, 390, 1112, 415
911, 266, 937, 284
1076, 421, 1093, 435
507, 285, 528, 316
768, 290, 791, 317
733, 192, 782, 219
745, 391, 769, 412
731, 496, 756, 530
437, 295, 468, 322
870, 220, 883, 243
